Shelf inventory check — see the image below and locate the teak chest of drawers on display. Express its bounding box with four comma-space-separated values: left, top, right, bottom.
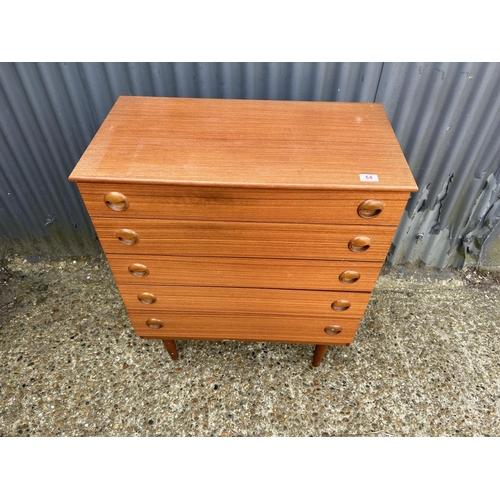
69, 96, 417, 367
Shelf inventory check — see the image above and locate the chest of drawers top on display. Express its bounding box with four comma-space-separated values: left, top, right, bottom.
69, 96, 417, 193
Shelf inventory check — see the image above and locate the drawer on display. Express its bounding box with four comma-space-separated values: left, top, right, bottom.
77, 182, 410, 226
118, 285, 373, 318
129, 312, 360, 345
106, 255, 383, 291
93, 219, 397, 261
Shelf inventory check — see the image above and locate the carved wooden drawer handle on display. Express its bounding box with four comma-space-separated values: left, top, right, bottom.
146, 318, 164, 329
331, 299, 351, 311
339, 270, 360, 284
104, 192, 129, 211
324, 324, 342, 335
128, 263, 149, 277
348, 236, 371, 252
116, 229, 139, 245
357, 199, 384, 218
137, 292, 157, 304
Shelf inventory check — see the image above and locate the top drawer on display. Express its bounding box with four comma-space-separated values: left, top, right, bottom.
76, 183, 410, 226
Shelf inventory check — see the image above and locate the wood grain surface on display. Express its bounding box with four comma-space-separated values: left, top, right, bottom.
106, 255, 384, 291
129, 311, 360, 344
93, 218, 397, 261
77, 182, 411, 225
69, 97, 418, 192
68, 97, 418, 356
118, 284, 373, 318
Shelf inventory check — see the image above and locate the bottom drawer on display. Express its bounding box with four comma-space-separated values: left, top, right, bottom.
128, 312, 362, 345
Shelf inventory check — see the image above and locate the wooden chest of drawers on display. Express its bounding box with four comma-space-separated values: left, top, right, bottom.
69, 96, 417, 366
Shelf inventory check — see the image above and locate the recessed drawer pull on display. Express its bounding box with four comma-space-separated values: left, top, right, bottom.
348, 236, 371, 252
128, 263, 149, 277
146, 318, 164, 329
116, 229, 139, 245
324, 325, 342, 335
331, 299, 351, 311
137, 292, 157, 304
357, 199, 384, 218
339, 270, 360, 284
104, 192, 129, 211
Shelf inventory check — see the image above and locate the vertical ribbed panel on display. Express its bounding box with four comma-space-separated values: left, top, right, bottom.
1, 62, 500, 266
376, 62, 500, 267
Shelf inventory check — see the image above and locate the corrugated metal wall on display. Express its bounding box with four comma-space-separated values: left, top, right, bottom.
1, 62, 500, 267
379, 62, 500, 268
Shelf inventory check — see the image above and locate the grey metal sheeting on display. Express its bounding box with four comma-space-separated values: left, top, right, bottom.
1, 62, 499, 267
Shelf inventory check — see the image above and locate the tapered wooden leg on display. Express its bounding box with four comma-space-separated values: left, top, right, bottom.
162, 339, 179, 360
312, 344, 328, 367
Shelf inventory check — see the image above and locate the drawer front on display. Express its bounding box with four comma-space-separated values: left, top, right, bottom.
118, 284, 372, 318
78, 182, 410, 226
106, 255, 383, 291
129, 312, 360, 345
93, 218, 397, 261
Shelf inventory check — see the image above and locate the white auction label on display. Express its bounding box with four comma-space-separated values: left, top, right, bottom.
359, 174, 379, 182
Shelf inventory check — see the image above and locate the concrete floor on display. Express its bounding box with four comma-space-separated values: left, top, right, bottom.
1, 255, 499, 436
